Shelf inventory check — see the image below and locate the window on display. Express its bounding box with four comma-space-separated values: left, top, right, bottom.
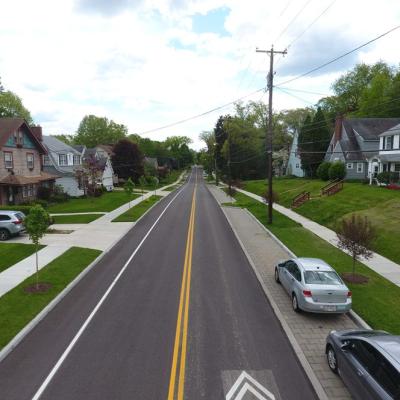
349, 340, 377, 372
27, 153, 34, 169
346, 163, 353, 169
22, 186, 28, 198
43, 155, 51, 166
295, 163, 300, 169
304, 271, 342, 285
0, 215, 11, 221
58, 154, 68, 166
287, 262, 302, 282
73, 155, 81, 165
371, 354, 400, 398
27, 185, 33, 197
357, 163, 364, 173
4, 152, 13, 169
384, 136, 393, 150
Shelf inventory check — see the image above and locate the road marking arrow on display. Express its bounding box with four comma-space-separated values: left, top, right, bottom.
226, 371, 276, 400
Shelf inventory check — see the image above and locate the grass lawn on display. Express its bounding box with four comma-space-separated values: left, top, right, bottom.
112, 196, 162, 222
227, 192, 400, 334
47, 192, 140, 213
163, 184, 181, 192
0, 243, 44, 274
0, 246, 101, 350
243, 178, 400, 264
52, 214, 102, 224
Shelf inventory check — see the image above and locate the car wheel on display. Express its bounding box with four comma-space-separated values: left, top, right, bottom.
292, 293, 300, 313
274, 268, 280, 284
0, 229, 10, 241
326, 345, 338, 374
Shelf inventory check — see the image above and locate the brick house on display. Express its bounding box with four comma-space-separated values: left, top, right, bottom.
0, 118, 57, 205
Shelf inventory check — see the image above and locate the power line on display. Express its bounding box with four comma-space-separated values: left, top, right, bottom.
275, 24, 400, 87
275, 86, 315, 105
137, 88, 264, 135
276, 86, 330, 96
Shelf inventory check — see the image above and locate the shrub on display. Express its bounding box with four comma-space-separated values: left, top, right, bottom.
0, 205, 33, 215
377, 171, 399, 184
316, 161, 331, 181
34, 199, 48, 209
328, 161, 346, 180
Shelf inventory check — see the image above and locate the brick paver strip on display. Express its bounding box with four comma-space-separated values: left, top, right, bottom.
208, 185, 355, 400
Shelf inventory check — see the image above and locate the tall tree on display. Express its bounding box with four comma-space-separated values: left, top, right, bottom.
214, 115, 229, 176
298, 114, 313, 176
0, 90, 33, 124
112, 139, 144, 182
75, 115, 127, 147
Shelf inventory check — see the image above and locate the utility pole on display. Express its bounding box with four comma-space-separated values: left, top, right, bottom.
256, 45, 287, 224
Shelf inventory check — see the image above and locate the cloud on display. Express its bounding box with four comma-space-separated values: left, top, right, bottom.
74, 0, 143, 15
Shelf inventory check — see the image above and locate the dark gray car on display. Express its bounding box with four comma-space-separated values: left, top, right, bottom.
326, 330, 400, 399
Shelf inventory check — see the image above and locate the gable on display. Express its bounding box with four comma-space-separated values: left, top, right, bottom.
0, 118, 47, 154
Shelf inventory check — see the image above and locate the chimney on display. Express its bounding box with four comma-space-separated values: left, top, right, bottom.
334, 115, 343, 146
31, 126, 43, 142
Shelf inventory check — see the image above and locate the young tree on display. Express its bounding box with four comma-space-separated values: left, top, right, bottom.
139, 176, 147, 199
0, 90, 33, 124
124, 178, 135, 208
337, 214, 376, 278
112, 139, 144, 182
25, 205, 50, 290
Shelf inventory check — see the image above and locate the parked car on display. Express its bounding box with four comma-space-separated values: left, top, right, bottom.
274, 257, 352, 313
0, 211, 26, 240
326, 329, 400, 399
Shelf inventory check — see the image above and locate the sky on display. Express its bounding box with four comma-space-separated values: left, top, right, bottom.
1, 0, 400, 150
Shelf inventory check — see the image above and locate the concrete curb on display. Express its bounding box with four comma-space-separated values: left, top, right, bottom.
219, 206, 329, 400
0, 184, 185, 364
243, 208, 372, 330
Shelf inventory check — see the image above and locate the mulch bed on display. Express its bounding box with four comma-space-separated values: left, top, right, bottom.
341, 272, 369, 284
24, 283, 53, 293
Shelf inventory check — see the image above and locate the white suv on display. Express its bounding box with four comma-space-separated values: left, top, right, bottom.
0, 211, 26, 240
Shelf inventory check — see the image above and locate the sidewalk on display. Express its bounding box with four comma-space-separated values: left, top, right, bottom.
0, 174, 185, 298
235, 187, 400, 287
208, 185, 354, 400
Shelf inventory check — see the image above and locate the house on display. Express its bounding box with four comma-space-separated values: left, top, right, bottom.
367, 124, 400, 183
0, 118, 57, 205
286, 130, 305, 177
324, 117, 400, 180
79, 147, 114, 191
42, 136, 85, 197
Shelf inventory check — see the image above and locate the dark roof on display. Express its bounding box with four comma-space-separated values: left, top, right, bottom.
0, 171, 58, 186
344, 118, 400, 141
72, 145, 85, 153
0, 118, 47, 154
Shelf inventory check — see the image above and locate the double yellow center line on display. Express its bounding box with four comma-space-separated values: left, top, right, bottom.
167, 184, 197, 400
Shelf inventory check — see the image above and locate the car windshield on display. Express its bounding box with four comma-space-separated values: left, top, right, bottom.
304, 271, 342, 285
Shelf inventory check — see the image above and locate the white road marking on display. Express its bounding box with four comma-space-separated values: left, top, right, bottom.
31, 183, 189, 400
226, 371, 276, 400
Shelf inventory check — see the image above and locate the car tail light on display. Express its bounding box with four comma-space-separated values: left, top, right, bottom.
13, 220, 22, 225
347, 291, 352, 297
303, 290, 312, 297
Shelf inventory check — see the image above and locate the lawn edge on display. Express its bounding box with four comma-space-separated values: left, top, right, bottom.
111, 195, 163, 223
0, 248, 104, 363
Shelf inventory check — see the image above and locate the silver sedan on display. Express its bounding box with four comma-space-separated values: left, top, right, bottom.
275, 258, 352, 314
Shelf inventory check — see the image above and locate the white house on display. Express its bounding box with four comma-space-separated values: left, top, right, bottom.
42, 136, 85, 197
286, 130, 305, 177
367, 123, 400, 183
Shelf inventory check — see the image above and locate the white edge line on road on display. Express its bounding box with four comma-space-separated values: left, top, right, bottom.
31, 183, 188, 400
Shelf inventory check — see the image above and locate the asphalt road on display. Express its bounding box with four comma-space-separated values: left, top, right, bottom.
0, 167, 317, 399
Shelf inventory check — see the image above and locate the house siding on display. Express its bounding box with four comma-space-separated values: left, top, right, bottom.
0, 147, 41, 178
56, 176, 84, 197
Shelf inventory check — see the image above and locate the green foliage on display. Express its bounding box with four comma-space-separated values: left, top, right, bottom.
51, 134, 75, 145
0, 90, 33, 124
75, 115, 127, 147
377, 171, 399, 184
328, 161, 346, 180
317, 161, 332, 181
124, 177, 135, 207
25, 205, 50, 246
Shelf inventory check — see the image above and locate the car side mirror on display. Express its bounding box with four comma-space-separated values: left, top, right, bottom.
278, 260, 286, 267
341, 341, 352, 351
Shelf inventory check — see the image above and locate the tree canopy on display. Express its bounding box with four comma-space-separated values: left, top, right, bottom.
0, 90, 33, 124
112, 139, 144, 182
75, 115, 127, 147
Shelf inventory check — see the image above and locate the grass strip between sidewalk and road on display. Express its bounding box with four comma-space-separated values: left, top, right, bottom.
52, 214, 102, 224
224, 191, 400, 335
0, 243, 45, 274
0, 246, 101, 350
112, 196, 162, 222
